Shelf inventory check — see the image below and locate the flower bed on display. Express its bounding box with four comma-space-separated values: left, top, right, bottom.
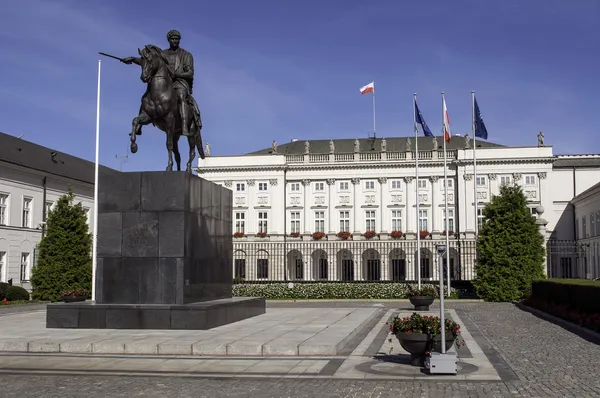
233, 283, 452, 300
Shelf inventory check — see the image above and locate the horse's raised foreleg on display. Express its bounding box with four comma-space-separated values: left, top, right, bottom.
130, 111, 151, 154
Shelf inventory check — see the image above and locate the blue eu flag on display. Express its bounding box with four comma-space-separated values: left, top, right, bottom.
474, 96, 488, 140
414, 101, 434, 137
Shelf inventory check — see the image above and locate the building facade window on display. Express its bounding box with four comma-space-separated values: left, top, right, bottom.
582, 216, 587, 238
44, 201, 53, 221
290, 211, 300, 233
364, 181, 375, 190
21, 253, 30, 282
500, 176, 511, 186
476, 176, 487, 186
258, 182, 268, 191
390, 180, 402, 190
235, 212, 245, 233
258, 212, 268, 233
525, 175, 536, 185
339, 211, 350, 232
441, 178, 453, 190
289, 183, 300, 192
0, 194, 7, 225
236, 183, 246, 192
314, 211, 325, 233
418, 179, 427, 189
477, 208, 486, 229
391, 210, 402, 231
0, 252, 5, 282
365, 210, 376, 231
339, 181, 349, 191
442, 208, 455, 232
418, 209, 428, 231
22, 197, 32, 228
314, 182, 324, 191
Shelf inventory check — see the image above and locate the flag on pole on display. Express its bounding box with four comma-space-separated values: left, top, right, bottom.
359, 81, 374, 95
442, 97, 451, 142
474, 96, 488, 140
414, 101, 434, 137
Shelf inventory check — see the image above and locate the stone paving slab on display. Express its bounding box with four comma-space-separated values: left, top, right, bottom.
0, 307, 379, 356
0, 307, 499, 382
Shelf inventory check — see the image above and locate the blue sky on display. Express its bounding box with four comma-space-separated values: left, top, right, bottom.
1, 0, 599, 171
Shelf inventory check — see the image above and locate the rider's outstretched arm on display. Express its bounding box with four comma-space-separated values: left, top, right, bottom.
122, 57, 142, 66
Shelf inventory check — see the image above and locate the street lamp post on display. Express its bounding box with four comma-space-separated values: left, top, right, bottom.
425, 243, 458, 374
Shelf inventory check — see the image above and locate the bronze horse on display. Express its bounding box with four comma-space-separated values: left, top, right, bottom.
129, 44, 205, 172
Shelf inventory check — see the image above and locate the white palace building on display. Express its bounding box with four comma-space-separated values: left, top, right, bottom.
197, 134, 600, 283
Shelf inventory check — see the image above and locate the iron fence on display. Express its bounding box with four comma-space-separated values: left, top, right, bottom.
546, 239, 600, 280
232, 238, 477, 282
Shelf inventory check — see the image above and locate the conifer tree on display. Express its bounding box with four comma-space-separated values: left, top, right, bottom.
474, 184, 546, 301
31, 188, 92, 301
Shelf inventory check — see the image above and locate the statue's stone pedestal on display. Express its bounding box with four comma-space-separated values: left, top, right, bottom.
46, 171, 265, 330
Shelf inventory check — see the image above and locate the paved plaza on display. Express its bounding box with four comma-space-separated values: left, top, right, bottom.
0, 301, 599, 397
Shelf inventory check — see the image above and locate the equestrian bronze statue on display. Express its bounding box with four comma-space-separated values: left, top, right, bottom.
101, 29, 205, 172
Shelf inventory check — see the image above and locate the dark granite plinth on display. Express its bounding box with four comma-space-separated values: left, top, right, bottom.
95, 171, 233, 305
46, 170, 265, 330
46, 297, 266, 330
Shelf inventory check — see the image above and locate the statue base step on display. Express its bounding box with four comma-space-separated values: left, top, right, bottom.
46, 297, 265, 330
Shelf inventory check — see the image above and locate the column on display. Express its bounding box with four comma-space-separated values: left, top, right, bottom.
302, 179, 311, 234
461, 173, 473, 234
404, 176, 415, 235
378, 177, 388, 233
246, 179, 256, 234
430, 176, 439, 233
351, 178, 361, 234
538, 172, 548, 209
269, 178, 280, 235
326, 178, 336, 234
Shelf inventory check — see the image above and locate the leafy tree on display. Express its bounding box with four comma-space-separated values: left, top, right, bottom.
474, 184, 546, 301
31, 188, 92, 301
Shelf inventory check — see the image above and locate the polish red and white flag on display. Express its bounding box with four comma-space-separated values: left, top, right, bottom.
359, 81, 374, 95
442, 97, 451, 142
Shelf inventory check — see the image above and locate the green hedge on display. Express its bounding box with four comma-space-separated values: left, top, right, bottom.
531, 279, 600, 314
0, 283, 30, 302
233, 283, 462, 300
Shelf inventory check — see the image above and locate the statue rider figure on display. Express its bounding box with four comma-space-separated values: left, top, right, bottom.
122, 29, 198, 137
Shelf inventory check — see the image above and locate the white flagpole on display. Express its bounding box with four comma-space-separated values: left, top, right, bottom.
472, 91, 478, 239
414, 93, 421, 290
92, 59, 101, 301
372, 82, 377, 138
442, 92, 451, 297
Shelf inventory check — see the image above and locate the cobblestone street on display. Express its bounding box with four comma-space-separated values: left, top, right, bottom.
1, 302, 599, 397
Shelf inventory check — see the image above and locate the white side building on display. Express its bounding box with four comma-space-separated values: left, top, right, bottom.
0, 132, 114, 290
198, 135, 600, 283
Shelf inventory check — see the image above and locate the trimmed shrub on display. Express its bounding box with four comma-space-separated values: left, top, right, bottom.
5, 285, 30, 301
233, 283, 457, 300
30, 189, 92, 302
474, 184, 546, 301
0, 282, 8, 300
530, 279, 600, 314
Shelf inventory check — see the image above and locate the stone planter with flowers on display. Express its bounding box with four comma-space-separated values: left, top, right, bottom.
388, 312, 464, 366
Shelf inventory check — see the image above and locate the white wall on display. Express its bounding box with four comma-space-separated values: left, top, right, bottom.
0, 163, 94, 289
197, 145, 562, 240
